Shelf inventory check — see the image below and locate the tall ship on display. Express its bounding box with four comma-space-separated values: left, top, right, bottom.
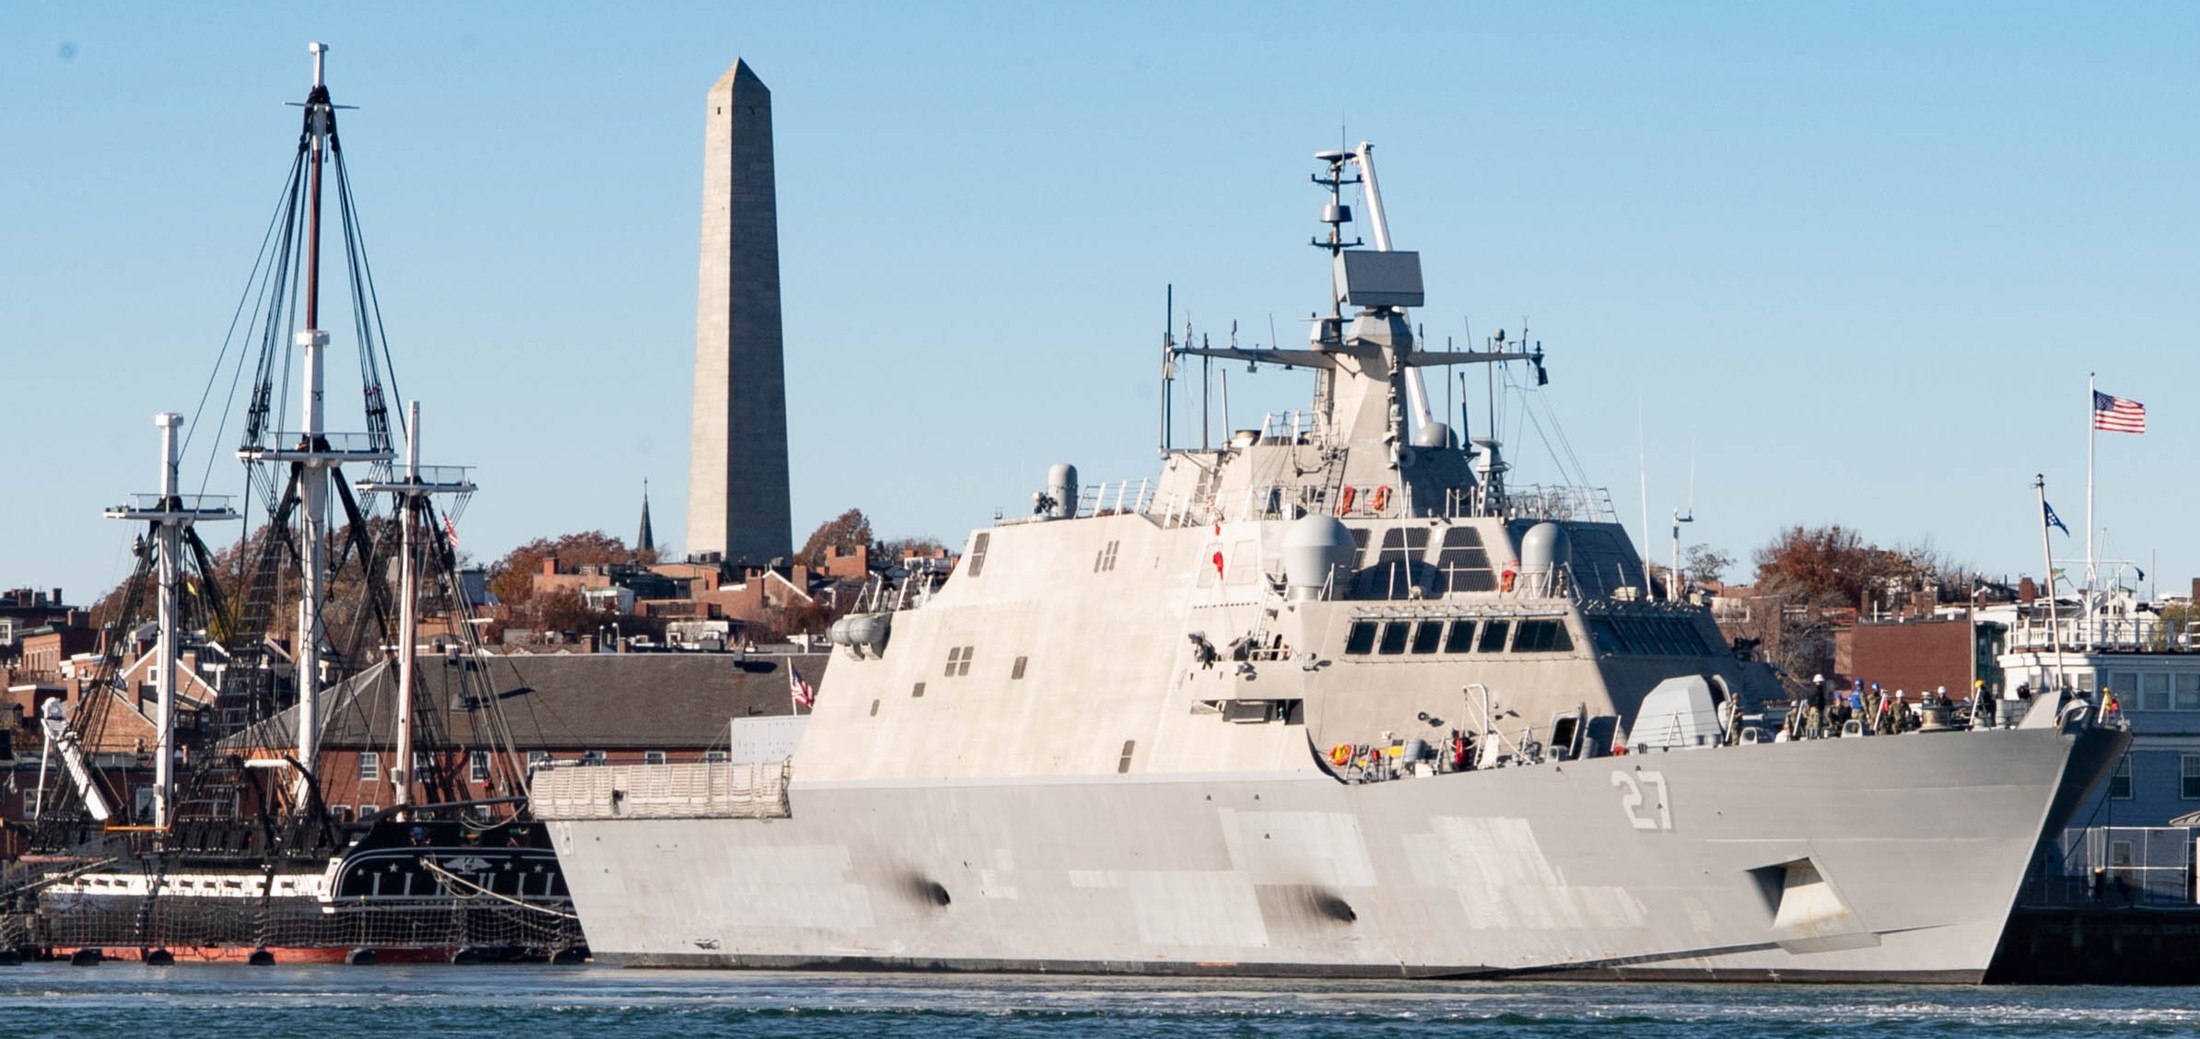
4, 44, 580, 964
540, 142, 2124, 981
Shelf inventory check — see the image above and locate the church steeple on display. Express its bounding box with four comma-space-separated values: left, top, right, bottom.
636, 479, 657, 559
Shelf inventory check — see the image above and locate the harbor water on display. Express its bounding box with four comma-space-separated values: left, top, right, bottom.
0, 965, 2185, 1038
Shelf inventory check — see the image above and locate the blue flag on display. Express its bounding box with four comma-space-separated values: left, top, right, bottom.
2043, 500, 2070, 536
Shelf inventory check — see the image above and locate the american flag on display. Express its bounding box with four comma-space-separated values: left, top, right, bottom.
2093, 391, 2146, 434
442, 513, 461, 547
789, 663, 815, 710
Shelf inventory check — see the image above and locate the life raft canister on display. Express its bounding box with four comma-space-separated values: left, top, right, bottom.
1335, 486, 1358, 516
1369, 485, 1390, 513
1500, 560, 1518, 593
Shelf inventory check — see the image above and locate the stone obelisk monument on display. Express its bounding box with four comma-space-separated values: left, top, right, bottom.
686, 59, 793, 565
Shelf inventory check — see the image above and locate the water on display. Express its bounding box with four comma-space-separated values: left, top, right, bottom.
0, 964, 2184, 1038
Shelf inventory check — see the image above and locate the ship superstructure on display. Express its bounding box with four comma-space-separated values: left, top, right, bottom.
536, 143, 2126, 980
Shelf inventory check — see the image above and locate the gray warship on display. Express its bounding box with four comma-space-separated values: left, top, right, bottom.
535, 143, 2125, 981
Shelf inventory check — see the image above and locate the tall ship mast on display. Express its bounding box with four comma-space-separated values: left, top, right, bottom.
536, 142, 2126, 981
5, 44, 580, 964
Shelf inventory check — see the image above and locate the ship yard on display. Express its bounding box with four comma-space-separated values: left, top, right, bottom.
3, 7, 2198, 1012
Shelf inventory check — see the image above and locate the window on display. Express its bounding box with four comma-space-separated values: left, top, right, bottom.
1093, 540, 1120, 573
2110, 672, 2138, 707
1477, 619, 1511, 653
967, 533, 990, 577
911, 682, 926, 698
1343, 621, 1379, 655
359, 804, 379, 817
2179, 674, 2200, 712
1586, 618, 1626, 655
1117, 740, 1136, 774
526, 750, 549, 771
704, 749, 728, 763
1444, 620, 1478, 654
581, 750, 606, 766
1378, 621, 1411, 655
415, 751, 435, 776
2183, 755, 2200, 800
469, 751, 490, 783
332, 804, 352, 821
1512, 619, 1573, 653
357, 752, 380, 782
1355, 527, 1431, 598
2142, 673, 2172, 712
1011, 656, 1029, 680
2077, 671, 2097, 693
944, 646, 974, 677
644, 750, 668, 766
1434, 527, 1495, 593
2109, 755, 2132, 799
1410, 621, 1444, 655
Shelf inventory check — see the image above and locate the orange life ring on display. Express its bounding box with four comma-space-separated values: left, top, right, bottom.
1369, 486, 1390, 513
1335, 486, 1358, 516
1328, 743, 1354, 767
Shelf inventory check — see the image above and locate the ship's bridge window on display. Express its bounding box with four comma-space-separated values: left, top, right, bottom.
1434, 527, 1495, 593
1477, 619, 1511, 653
1511, 619, 1574, 653
1586, 618, 1626, 654
945, 646, 974, 677
1410, 620, 1444, 654
1378, 621, 1412, 655
1354, 528, 1431, 599
1344, 621, 1379, 655
1093, 540, 1120, 573
1444, 619, 1479, 653
967, 533, 990, 577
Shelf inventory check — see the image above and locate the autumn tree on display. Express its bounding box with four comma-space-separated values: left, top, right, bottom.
1683, 544, 1732, 588
797, 509, 875, 568
531, 587, 608, 637
487, 530, 634, 606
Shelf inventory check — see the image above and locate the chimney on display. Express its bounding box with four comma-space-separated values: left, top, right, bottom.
542, 556, 560, 576
2018, 577, 2037, 604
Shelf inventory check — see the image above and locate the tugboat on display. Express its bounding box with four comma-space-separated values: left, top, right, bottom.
6, 43, 581, 965
535, 140, 2125, 981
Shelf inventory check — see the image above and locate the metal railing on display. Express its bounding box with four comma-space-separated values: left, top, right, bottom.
2023, 826, 2196, 906
2007, 615, 2200, 653
240, 431, 394, 456
108, 493, 236, 514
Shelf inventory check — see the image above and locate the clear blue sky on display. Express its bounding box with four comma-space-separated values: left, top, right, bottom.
5, 2, 2196, 605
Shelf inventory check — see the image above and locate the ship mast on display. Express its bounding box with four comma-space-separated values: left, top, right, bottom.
104, 416, 236, 832
238, 42, 394, 804
356, 403, 475, 814
296, 40, 334, 789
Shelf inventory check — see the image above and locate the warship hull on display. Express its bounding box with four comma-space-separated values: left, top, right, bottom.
544, 723, 2121, 980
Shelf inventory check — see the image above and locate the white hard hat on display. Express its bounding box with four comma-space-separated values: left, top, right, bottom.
1812, 673, 1824, 683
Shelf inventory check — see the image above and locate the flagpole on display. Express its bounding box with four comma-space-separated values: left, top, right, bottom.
2036, 474, 2066, 694
2085, 372, 2096, 650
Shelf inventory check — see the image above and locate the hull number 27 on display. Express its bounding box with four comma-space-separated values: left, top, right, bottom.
1611, 770, 1672, 831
